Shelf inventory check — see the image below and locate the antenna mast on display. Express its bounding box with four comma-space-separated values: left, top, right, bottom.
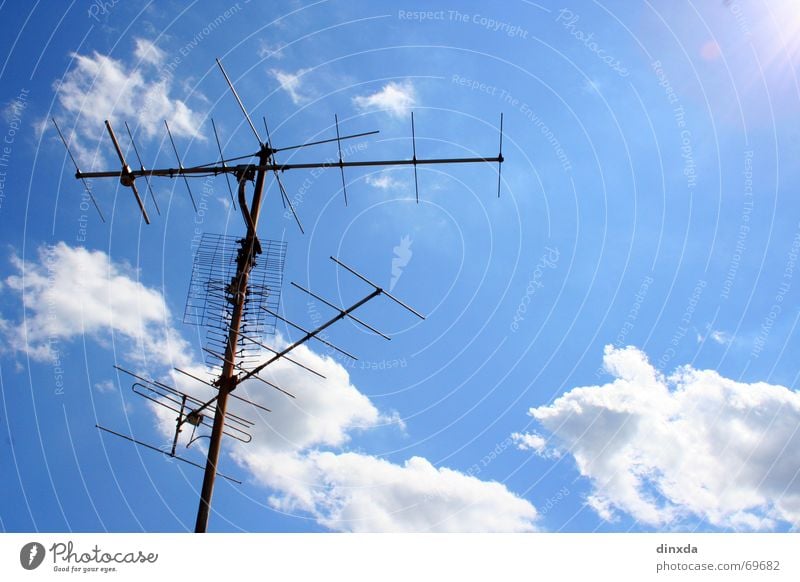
55, 57, 505, 533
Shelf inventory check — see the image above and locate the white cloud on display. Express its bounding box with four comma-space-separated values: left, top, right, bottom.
216, 340, 537, 532
133, 38, 165, 67
512, 431, 561, 460
2, 94, 28, 124
94, 379, 116, 393
258, 41, 285, 60
270, 68, 312, 105
241, 450, 538, 532
54, 41, 204, 167
352, 81, 416, 118
3, 242, 191, 367
365, 173, 401, 190
515, 345, 800, 530
710, 330, 732, 345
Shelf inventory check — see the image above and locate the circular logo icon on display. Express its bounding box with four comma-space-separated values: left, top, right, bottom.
20, 542, 46, 570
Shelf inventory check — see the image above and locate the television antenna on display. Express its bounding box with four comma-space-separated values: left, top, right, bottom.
53, 57, 505, 532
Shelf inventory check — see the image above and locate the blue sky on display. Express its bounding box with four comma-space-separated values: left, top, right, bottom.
1, 0, 799, 532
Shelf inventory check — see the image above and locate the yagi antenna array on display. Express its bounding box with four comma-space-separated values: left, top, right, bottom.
59, 56, 505, 533
54, 59, 504, 226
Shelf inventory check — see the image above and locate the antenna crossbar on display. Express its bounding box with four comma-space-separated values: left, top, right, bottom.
75, 154, 503, 180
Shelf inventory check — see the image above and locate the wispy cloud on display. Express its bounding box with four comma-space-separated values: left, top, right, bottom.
352, 81, 416, 118
270, 68, 312, 105
94, 379, 117, 393
710, 330, 732, 345
258, 40, 286, 60
133, 38, 165, 67
365, 172, 401, 190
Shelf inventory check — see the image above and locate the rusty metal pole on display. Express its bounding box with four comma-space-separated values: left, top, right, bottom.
194, 146, 271, 533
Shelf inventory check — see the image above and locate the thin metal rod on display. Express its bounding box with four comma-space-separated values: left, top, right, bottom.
290, 282, 391, 339
273, 129, 379, 153
191, 151, 260, 169
96, 425, 242, 484
173, 367, 215, 388
105, 120, 150, 224
51, 118, 106, 222
195, 364, 297, 415
164, 120, 198, 211
411, 112, 419, 204
262, 116, 286, 209
129, 384, 255, 436
216, 57, 262, 146
172, 370, 274, 413
262, 306, 358, 360
114, 365, 184, 395
274, 170, 304, 233
244, 373, 296, 399
124, 121, 161, 216
188, 371, 294, 426
330, 256, 426, 319
263, 115, 304, 231
235, 332, 326, 379
497, 113, 504, 198
75, 155, 503, 179
211, 118, 237, 210
104, 119, 127, 165
171, 394, 186, 456
229, 391, 272, 413
334, 114, 348, 206
240, 288, 383, 384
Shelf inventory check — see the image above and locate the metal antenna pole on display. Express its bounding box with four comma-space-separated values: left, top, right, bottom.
194, 146, 270, 533
59, 58, 504, 534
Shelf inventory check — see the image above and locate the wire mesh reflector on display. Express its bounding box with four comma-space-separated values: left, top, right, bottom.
183, 233, 287, 368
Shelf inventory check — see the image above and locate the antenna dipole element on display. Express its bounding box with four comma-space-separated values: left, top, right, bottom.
497, 113, 504, 197
334, 114, 349, 205
164, 120, 198, 211
124, 121, 161, 216
216, 57, 262, 146
51, 118, 106, 222
411, 112, 419, 203
211, 118, 237, 210
104, 120, 150, 224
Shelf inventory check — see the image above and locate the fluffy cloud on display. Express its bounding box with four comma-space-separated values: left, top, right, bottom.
54, 39, 203, 167
3, 242, 537, 531
352, 81, 416, 118
215, 341, 537, 532
3, 242, 190, 367
515, 345, 800, 530
241, 450, 538, 532
270, 68, 312, 105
